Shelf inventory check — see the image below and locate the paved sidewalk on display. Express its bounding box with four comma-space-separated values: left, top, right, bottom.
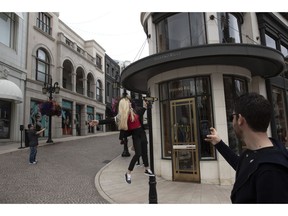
95, 152, 232, 204
1, 133, 233, 204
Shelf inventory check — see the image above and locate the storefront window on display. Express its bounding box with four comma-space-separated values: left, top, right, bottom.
271, 86, 288, 147
87, 106, 94, 134
160, 76, 215, 159
30, 100, 48, 137
0, 100, 11, 139
62, 100, 72, 135
96, 113, 103, 131
223, 76, 248, 154
155, 13, 206, 53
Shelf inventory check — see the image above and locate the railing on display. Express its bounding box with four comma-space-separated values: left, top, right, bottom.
59, 33, 102, 69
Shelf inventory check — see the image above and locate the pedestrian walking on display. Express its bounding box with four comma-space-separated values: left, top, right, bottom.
205, 92, 288, 203
27, 124, 45, 164
89, 97, 154, 184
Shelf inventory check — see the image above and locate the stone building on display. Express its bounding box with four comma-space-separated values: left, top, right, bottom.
0, 12, 27, 142
121, 12, 288, 185
25, 12, 106, 141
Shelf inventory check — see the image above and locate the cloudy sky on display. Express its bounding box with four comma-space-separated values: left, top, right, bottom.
3, 0, 285, 63
58, 10, 149, 62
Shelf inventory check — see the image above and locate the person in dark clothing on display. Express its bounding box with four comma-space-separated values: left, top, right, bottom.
27, 124, 45, 164
89, 97, 154, 184
119, 130, 131, 157
205, 92, 288, 203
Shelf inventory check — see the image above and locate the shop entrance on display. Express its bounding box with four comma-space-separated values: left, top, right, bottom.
171, 98, 200, 182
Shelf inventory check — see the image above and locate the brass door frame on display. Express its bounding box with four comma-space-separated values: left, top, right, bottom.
170, 98, 200, 182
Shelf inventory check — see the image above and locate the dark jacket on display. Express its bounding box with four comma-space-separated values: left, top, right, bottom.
215, 139, 288, 203
27, 129, 40, 147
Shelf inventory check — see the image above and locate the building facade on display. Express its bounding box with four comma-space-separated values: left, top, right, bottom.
0, 12, 27, 142
25, 12, 106, 141
121, 12, 288, 185
105, 54, 120, 131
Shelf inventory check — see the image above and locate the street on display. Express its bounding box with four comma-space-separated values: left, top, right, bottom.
0, 133, 122, 204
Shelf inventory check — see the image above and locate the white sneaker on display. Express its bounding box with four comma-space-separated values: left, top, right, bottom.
125, 173, 131, 184
144, 169, 154, 176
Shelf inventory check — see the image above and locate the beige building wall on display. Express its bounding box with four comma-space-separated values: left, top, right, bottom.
25, 12, 106, 139
0, 13, 28, 142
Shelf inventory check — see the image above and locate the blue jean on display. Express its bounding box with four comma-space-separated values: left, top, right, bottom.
29, 146, 37, 163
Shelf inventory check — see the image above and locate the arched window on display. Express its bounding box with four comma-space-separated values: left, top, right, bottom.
96, 80, 103, 102
36, 48, 50, 83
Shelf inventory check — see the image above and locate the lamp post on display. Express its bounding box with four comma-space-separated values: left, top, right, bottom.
143, 95, 158, 204
42, 81, 60, 143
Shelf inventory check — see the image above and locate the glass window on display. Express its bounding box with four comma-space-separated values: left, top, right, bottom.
271, 86, 288, 147
281, 44, 288, 57
96, 80, 103, 102
36, 48, 50, 83
62, 100, 72, 135
155, 13, 206, 53
0, 100, 11, 139
160, 101, 171, 157
218, 13, 241, 43
30, 100, 48, 137
36, 12, 51, 35
96, 113, 103, 131
96, 55, 102, 70
160, 76, 215, 159
223, 76, 248, 154
87, 106, 94, 134
190, 13, 206, 46
265, 33, 277, 49
0, 13, 15, 48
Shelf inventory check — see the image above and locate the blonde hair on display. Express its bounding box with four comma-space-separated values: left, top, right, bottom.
117, 97, 136, 130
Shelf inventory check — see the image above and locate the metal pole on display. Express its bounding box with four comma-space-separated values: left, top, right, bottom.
147, 100, 157, 204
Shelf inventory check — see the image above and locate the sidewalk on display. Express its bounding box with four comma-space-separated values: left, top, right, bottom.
95, 152, 232, 204
0, 133, 232, 204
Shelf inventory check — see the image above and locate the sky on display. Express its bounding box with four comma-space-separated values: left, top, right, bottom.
58, 10, 149, 62
3, 0, 287, 63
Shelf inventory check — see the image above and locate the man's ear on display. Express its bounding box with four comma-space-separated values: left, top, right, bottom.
237, 114, 245, 126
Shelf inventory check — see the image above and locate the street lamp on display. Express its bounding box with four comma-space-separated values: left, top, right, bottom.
42, 81, 60, 143
143, 95, 158, 204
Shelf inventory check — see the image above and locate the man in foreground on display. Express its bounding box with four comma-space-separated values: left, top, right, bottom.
205, 92, 288, 203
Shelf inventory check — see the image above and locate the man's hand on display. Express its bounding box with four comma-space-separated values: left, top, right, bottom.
204, 127, 221, 145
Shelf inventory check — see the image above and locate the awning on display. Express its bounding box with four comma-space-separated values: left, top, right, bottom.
0, 79, 23, 103
121, 44, 286, 94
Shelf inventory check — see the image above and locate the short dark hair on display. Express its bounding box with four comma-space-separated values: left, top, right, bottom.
233, 92, 272, 132
28, 124, 32, 129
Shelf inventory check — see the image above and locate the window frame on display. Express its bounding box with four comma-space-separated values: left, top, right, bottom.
0, 12, 16, 49
36, 12, 52, 35
223, 75, 248, 155
36, 48, 50, 83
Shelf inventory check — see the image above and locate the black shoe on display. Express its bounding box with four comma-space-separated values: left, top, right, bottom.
122, 151, 130, 157
144, 169, 154, 176
125, 173, 131, 184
